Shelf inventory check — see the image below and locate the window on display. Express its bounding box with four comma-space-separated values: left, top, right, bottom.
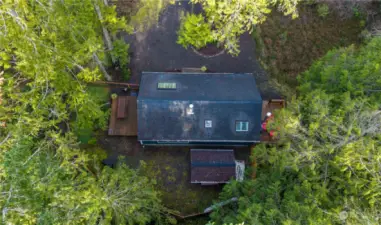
157, 82, 176, 89
236, 121, 249, 132
205, 120, 212, 128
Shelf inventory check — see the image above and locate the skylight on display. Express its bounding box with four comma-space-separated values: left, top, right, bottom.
236, 121, 249, 132
157, 82, 176, 89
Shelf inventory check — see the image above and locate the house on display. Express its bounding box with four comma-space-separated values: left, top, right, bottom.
137, 72, 263, 146
190, 149, 245, 184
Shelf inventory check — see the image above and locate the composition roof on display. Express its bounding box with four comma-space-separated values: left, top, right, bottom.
138, 72, 262, 102
137, 72, 263, 142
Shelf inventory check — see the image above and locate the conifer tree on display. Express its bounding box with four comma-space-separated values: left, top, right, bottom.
209, 37, 381, 224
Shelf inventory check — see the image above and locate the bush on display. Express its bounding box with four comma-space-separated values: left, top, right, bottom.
317, 4, 329, 18
177, 14, 215, 49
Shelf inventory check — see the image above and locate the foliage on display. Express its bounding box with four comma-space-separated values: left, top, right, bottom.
298, 37, 381, 104
317, 4, 329, 18
111, 93, 118, 99
189, 0, 301, 55
209, 38, 381, 224
0, 0, 123, 139
177, 14, 215, 49
130, 0, 173, 31
0, 0, 168, 224
0, 135, 167, 224
352, 6, 362, 19
111, 39, 131, 81
76, 86, 110, 144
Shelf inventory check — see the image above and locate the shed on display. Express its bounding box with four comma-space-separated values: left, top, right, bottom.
190, 149, 237, 184
137, 72, 263, 146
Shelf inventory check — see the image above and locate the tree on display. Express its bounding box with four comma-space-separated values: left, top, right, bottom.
0, 0, 128, 140
0, 1, 169, 224
0, 134, 168, 224
209, 38, 381, 224
298, 37, 381, 104
130, 0, 173, 31
183, 0, 300, 55
177, 13, 214, 49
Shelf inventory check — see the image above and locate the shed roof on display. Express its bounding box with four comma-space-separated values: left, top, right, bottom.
190, 149, 236, 184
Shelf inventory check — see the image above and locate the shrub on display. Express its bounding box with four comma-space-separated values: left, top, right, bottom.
317, 4, 329, 18
111, 93, 118, 100
177, 14, 215, 49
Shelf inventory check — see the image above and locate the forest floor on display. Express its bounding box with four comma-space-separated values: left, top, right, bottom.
98, 134, 251, 216
253, 2, 373, 86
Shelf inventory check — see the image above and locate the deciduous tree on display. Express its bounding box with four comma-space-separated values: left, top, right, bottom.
0, 1, 169, 224
185, 0, 300, 55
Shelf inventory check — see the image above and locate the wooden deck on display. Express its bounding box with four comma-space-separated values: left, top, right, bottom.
261, 99, 285, 120
108, 96, 138, 136
260, 99, 286, 142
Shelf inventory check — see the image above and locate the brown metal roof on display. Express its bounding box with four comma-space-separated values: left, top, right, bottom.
190, 149, 236, 184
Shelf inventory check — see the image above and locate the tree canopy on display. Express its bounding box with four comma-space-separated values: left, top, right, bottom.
179, 0, 300, 55
0, 1, 168, 224
209, 37, 381, 224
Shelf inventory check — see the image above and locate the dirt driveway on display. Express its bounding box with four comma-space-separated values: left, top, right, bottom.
124, 2, 267, 83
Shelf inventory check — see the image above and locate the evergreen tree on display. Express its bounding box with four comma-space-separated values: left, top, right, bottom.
209, 38, 381, 224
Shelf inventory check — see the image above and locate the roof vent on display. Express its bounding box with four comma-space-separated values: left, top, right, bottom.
187, 104, 194, 115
